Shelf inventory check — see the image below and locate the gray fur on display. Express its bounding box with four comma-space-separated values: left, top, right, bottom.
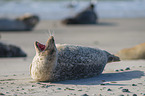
50, 44, 119, 82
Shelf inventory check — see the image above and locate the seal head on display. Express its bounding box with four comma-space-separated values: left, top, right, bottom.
16, 14, 39, 30
30, 36, 57, 81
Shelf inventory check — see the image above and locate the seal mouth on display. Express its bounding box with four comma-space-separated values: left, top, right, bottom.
36, 41, 45, 51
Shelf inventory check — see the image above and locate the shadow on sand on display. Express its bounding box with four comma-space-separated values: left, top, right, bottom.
0, 30, 33, 32
64, 22, 117, 26
97, 22, 117, 26
55, 70, 144, 85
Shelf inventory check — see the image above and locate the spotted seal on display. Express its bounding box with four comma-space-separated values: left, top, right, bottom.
116, 42, 145, 60
0, 14, 39, 31
30, 36, 120, 82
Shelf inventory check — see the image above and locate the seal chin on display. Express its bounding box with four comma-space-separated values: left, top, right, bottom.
35, 41, 46, 51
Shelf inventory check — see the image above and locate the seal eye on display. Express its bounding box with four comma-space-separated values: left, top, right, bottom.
37, 42, 45, 51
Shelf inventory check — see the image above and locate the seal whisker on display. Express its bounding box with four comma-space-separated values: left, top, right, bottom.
48, 29, 55, 37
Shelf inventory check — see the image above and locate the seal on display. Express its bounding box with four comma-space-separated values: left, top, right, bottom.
30, 36, 120, 82
0, 42, 27, 57
62, 4, 98, 24
0, 14, 39, 31
116, 43, 145, 60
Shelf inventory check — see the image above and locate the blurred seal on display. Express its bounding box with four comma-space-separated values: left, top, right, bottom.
0, 14, 39, 31
116, 43, 145, 60
62, 4, 98, 24
0, 42, 27, 57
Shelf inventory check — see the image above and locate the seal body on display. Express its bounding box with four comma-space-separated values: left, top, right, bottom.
51, 44, 108, 81
116, 43, 145, 60
30, 36, 120, 82
0, 14, 39, 31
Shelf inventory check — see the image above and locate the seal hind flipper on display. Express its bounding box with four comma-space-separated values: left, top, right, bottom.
107, 55, 120, 63
103, 50, 120, 63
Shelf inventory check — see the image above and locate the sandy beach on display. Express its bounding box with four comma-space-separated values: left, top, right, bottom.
0, 18, 145, 96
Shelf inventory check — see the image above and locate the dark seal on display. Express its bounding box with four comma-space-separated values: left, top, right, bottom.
62, 4, 98, 24
0, 42, 27, 57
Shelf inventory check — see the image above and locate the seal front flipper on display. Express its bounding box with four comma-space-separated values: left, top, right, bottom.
29, 63, 32, 76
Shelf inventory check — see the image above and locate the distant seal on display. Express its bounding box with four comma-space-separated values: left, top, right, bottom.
116, 43, 145, 60
0, 14, 39, 31
0, 42, 27, 57
62, 4, 98, 24
30, 36, 120, 82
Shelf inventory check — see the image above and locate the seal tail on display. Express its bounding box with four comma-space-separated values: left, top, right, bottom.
103, 50, 120, 63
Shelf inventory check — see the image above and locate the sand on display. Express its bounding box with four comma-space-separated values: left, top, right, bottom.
0, 18, 145, 96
